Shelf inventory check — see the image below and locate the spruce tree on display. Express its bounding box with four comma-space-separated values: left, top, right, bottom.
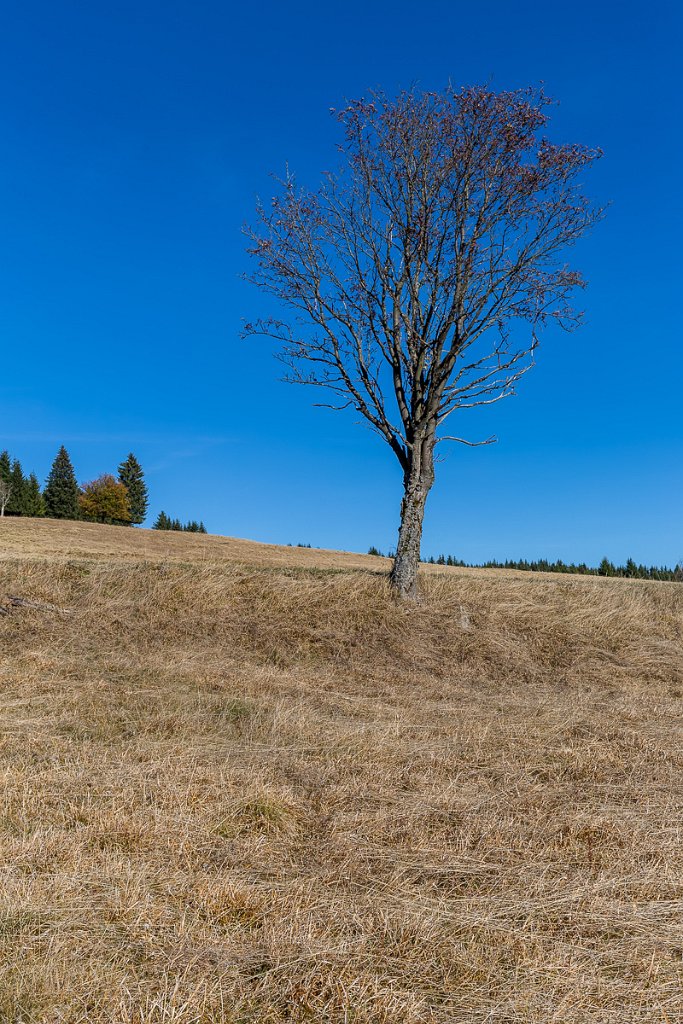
117, 453, 148, 525
44, 446, 80, 520
24, 474, 46, 517
153, 511, 171, 530
6, 460, 27, 516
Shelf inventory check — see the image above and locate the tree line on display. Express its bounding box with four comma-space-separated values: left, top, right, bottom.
0, 447, 148, 524
153, 512, 207, 533
475, 556, 682, 582
368, 547, 683, 583
0, 446, 206, 532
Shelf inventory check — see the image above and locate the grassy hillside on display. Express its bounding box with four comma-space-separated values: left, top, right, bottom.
1, 518, 682, 1022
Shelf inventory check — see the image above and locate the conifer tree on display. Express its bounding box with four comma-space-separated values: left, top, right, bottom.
24, 474, 46, 517
6, 460, 27, 516
153, 511, 171, 530
44, 446, 80, 520
117, 453, 148, 525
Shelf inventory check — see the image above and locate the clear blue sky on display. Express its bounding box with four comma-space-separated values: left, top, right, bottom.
1, 0, 681, 565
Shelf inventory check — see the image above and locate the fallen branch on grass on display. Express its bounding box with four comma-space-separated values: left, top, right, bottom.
4, 596, 73, 615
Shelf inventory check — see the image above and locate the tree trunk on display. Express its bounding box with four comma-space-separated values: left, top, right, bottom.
390, 433, 435, 600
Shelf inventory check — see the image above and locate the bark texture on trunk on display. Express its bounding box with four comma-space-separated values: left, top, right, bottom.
389, 433, 435, 600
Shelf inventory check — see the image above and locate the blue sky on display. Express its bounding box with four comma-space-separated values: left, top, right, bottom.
1, 0, 681, 565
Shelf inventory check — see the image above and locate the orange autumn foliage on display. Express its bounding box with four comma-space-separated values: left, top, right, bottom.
79, 474, 131, 524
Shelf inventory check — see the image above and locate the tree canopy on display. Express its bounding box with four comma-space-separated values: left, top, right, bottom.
79, 475, 132, 525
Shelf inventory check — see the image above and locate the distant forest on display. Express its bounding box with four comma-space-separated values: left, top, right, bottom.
0, 446, 205, 533
368, 548, 683, 583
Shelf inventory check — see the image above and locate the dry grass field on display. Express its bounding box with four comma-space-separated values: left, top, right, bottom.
0, 518, 682, 1023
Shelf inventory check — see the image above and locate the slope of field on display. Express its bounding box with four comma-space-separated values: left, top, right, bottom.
0, 516, 390, 572
0, 518, 682, 1023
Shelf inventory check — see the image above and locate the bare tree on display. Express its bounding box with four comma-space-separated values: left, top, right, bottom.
245, 86, 602, 598
0, 479, 11, 517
